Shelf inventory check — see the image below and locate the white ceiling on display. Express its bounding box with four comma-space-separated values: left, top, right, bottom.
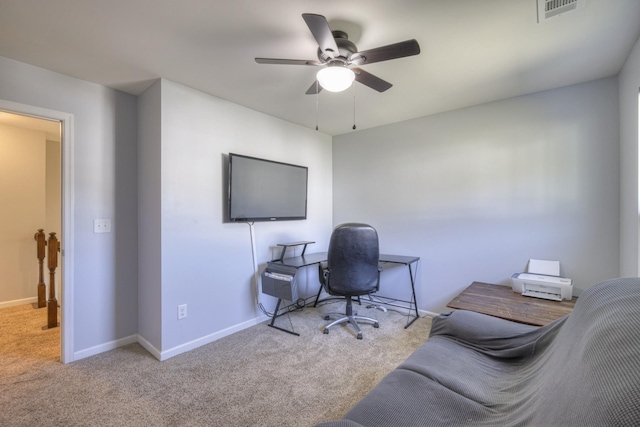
0, 0, 639, 136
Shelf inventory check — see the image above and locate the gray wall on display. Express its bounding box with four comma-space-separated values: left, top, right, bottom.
619, 35, 640, 277
137, 80, 162, 352
0, 55, 332, 361
333, 77, 621, 313
139, 79, 333, 359
0, 56, 139, 358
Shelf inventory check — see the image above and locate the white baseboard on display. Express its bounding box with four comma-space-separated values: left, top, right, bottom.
420, 309, 441, 318
73, 334, 138, 361
137, 334, 161, 360
157, 314, 269, 361
0, 297, 38, 309
72, 315, 270, 363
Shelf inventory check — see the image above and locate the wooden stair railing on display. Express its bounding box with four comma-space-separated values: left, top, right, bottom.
34, 229, 47, 308
47, 232, 60, 329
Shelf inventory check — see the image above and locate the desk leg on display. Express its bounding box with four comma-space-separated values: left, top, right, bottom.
313, 284, 323, 307
267, 298, 300, 336
404, 261, 420, 329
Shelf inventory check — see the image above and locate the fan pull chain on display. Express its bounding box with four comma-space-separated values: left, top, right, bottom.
352, 83, 357, 130
315, 81, 319, 131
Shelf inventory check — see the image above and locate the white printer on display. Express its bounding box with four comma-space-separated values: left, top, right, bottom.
511, 259, 573, 301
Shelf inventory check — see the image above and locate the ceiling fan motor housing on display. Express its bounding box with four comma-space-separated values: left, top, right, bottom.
317, 31, 358, 64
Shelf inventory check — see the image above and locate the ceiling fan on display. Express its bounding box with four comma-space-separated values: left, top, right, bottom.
255, 13, 421, 94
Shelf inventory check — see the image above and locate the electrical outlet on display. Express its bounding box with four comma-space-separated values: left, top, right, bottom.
93, 219, 112, 233
178, 304, 187, 320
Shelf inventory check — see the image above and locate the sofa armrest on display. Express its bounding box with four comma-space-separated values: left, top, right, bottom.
430, 310, 565, 358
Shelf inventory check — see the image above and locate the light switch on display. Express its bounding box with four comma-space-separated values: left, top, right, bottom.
93, 219, 112, 233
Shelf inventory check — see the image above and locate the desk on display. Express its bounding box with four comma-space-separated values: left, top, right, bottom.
373, 254, 421, 328
446, 281, 577, 326
264, 246, 420, 335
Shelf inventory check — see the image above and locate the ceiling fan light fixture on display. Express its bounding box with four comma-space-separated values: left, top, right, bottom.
317, 66, 355, 92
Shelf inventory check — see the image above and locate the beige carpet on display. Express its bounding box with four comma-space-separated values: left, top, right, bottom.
0, 300, 432, 427
0, 302, 60, 361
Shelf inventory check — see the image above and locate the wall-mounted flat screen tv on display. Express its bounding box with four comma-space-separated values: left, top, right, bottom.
228, 153, 308, 222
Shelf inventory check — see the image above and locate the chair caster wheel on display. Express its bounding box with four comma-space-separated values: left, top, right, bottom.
324, 316, 330, 321
357, 333, 363, 340
374, 322, 379, 328
323, 328, 329, 334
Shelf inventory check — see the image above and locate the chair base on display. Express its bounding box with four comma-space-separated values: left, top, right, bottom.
364, 294, 388, 313
323, 312, 379, 339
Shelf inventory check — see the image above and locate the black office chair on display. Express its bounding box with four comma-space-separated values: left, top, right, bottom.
319, 223, 381, 339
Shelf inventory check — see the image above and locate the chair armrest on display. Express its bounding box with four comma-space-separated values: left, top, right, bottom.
318, 262, 329, 286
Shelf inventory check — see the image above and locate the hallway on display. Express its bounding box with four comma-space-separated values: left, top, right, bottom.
0, 304, 60, 378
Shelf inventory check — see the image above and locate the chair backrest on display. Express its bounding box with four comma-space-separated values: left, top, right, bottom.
325, 223, 380, 296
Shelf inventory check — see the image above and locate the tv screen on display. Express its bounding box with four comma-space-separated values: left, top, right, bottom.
228, 153, 308, 222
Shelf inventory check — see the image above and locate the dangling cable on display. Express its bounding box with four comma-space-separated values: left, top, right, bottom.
352, 82, 357, 130
247, 222, 273, 317
248, 222, 260, 306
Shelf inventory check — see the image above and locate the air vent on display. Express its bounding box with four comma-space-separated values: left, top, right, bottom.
537, 0, 584, 22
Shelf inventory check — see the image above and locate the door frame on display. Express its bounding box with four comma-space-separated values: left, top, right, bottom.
0, 99, 74, 363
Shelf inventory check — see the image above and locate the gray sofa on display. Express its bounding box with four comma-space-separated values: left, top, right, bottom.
315, 277, 640, 426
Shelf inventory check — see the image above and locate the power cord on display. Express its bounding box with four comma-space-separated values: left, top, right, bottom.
246, 222, 273, 317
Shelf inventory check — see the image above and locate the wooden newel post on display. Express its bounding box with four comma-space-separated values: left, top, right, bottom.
47, 232, 60, 329
34, 229, 47, 308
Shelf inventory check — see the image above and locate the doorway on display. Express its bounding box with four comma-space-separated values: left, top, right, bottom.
0, 100, 74, 363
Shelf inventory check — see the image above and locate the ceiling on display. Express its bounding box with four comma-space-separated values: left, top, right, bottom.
0, 0, 639, 136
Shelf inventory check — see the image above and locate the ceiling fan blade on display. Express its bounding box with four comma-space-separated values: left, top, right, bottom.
353, 68, 393, 92
302, 13, 339, 59
354, 39, 420, 65
305, 80, 323, 95
255, 58, 322, 66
